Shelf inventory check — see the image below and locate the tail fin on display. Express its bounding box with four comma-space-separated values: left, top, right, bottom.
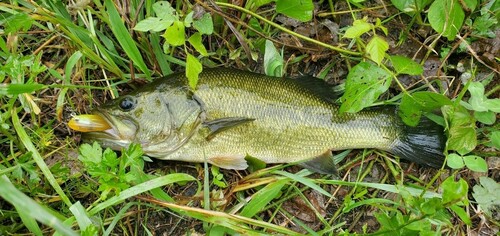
389, 117, 446, 168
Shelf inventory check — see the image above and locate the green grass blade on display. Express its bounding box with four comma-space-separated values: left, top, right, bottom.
88, 173, 196, 215
36, 2, 123, 77
17, 207, 43, 236
150, 33, 172, 75
240, 178, 289, 218
64, 51, 83, 82
286, 211, 320, 236
57, 51, 83, 120
69, 201, 94, 232
0, 83, 46, 96
11, 109, 73, 207
140, 199, 303, 236
342, 198, 400, 212
103, 202, 136, 236
104, 0, 151, 79
275, 170, 333, 198
316, 179, 442, 198
136, 172, 176, 202
94, 30, 128, 67
0, 175, 78, 236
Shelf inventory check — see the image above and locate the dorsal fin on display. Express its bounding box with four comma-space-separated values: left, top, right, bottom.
291, 75, 340, 103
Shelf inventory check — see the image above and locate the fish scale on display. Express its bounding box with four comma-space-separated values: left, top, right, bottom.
69, 68, 446, 173
150, 69, 398, 165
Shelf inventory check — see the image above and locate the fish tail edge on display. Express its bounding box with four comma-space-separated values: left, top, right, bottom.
389, 117, 446, 168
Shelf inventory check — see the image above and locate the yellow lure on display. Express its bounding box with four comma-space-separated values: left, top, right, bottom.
68, 114, 111, 132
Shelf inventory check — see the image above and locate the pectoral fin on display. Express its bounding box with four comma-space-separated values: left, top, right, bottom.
299, 151, 338, 175
209, 155, 248, 170
203, 117, 255, 141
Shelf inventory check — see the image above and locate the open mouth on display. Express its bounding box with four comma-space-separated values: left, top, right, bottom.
68, 113, 111, 132
68, 112, 122, 140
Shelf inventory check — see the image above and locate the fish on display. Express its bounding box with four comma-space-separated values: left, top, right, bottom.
68, 68, 446, 174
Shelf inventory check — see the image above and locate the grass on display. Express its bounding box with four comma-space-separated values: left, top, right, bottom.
0, 0, 499, 235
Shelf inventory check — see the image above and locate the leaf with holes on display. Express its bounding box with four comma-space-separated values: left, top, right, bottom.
463, 155, 488, 172
339, 62, 392, 113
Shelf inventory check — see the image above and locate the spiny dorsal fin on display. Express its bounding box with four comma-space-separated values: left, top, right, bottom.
203, 117, 255, 141
298, 151, 338, 175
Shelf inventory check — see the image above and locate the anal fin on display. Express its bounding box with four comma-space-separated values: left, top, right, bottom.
299, 151, 338, 175
209, 155, 248, 170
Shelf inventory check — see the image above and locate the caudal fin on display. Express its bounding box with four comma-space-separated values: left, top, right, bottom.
389, 117, 446, 168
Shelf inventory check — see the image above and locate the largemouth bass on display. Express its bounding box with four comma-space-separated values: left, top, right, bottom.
68, 68, 446, 173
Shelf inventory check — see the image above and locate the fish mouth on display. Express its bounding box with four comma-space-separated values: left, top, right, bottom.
68, 110, 138, 149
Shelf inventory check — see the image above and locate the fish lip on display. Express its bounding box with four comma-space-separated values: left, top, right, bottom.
82, 109, 137, 144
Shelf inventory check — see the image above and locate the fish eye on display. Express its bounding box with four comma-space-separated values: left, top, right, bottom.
119, 96, 136, 111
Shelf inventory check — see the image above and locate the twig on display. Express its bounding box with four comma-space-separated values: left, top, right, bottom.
456, 34, 500, 75
213, 2, 361, 56
33, 34, 59, 55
